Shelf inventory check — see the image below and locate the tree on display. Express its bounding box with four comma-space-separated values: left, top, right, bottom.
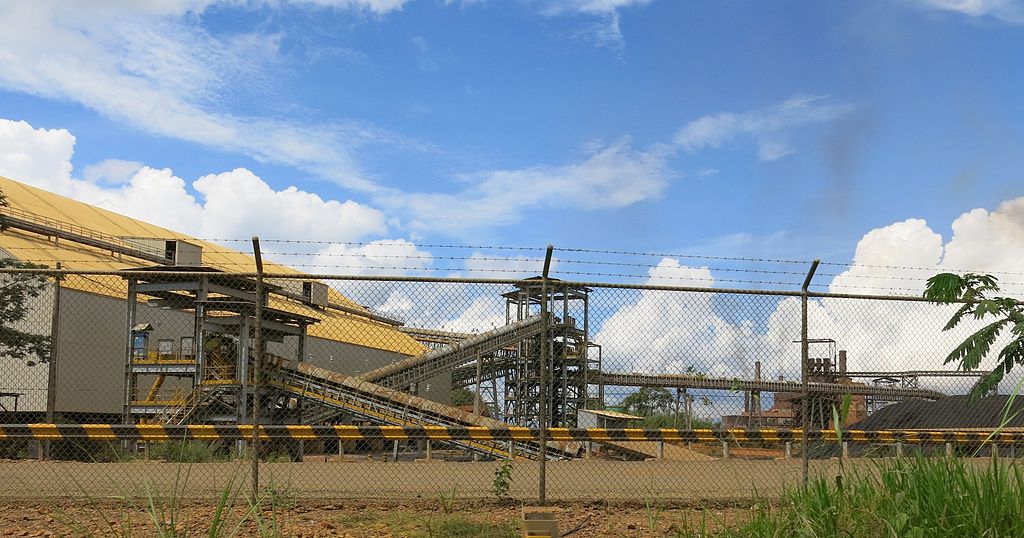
0, 259, 51, 365
924, 273, 1024, 400
1, 186, 52, 364
622, 387, 675, 417
450, 387, 475, 406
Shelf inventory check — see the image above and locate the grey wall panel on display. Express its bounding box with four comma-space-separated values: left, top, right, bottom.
55, 289, 197, 414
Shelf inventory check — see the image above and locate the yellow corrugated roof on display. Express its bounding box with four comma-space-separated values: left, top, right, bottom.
0, 176, 425, 356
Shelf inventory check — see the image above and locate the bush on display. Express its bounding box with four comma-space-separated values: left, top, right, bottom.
681, 456, 1024, 537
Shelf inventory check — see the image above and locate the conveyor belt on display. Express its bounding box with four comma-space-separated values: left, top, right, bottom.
277, 362, 573, 460
359, 315, 546, 389
597, 372, 944, 400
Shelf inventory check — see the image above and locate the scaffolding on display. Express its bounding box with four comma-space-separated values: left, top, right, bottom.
502, 279, 596, 427
122, 268, 316, 427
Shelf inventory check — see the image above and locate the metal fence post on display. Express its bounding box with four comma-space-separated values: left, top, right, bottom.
538, 244, 553, 503
43, 262, 61, 460
801, 259, 820, 488
251, 237, 264, 500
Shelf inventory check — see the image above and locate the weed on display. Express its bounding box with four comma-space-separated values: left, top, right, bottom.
437, 485, 459, 513
492, 460, 513, 499
425, 515, 518, 538
644, 497, 663, 533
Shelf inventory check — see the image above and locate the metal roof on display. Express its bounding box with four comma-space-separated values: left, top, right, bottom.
0, 176, 425, 356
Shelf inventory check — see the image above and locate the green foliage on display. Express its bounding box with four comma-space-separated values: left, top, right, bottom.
622, 387, 675, 416
677, 457, 1024, 537
436, 485, 459, 513
148, 440, 225, 463
644, 497, 663, 533
0, 258, 52, 364
450, 388, 474, 406
427, 515, 518, 538
492, 460, 513, 499
639, 413, 715, 429
924, 272, 1024, 400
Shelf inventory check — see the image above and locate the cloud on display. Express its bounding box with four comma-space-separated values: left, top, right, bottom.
593, 260, 767, 377
592, 196, 1024, 397
381, 95, 852, 235
292, 0, 411, 13
0, 1, 412, 193
536, 0, 652, 16
0, 120, 75, 190
82, 159, 144, 185
462, 252, 559, 279
308, 239, 433, 275
193, 168, 387, 241
914, 0, 1024, 22
383, 138, 671, 235
0, 118, 388, 246
533, 0, 651, 49
674, 95, 856, 161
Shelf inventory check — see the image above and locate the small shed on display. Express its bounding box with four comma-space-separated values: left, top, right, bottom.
577, 409, 644, 429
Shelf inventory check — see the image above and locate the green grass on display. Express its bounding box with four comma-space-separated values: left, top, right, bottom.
678, 456, 1024, 537
424, 515, 518, 538
334, 511, 517, 537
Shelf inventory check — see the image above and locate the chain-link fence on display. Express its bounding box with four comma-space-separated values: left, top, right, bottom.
1, 265, 1020, 502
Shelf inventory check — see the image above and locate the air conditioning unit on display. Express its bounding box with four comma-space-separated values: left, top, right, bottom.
303, 281, 329, 308
126, 238, 203, 266
270, 278, 329, 308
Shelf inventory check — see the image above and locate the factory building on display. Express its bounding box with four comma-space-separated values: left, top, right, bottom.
0, 176, 441, 423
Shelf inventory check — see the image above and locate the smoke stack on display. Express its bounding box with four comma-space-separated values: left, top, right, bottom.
839, 350, 847, 376
754, 361, 762, 381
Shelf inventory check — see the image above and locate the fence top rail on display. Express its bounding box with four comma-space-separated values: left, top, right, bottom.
1, 424, 1021, 444
0, 267, 955, 302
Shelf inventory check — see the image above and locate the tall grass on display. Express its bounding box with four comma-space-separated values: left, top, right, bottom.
680, 456, 1024, 537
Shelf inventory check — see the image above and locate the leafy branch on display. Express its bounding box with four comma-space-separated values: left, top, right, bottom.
924, 272, 1024, 400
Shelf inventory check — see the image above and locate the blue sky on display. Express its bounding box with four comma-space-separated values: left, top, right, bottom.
1, 0, 1023, 288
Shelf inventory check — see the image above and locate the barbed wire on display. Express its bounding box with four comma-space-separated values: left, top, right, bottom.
6, 242, 1024, 289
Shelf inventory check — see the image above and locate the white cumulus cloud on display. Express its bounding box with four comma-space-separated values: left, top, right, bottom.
0, 118, 389, 247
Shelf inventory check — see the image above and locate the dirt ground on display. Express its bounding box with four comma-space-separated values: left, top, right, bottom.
0, 457, 847, 501
0, 457, 825, 535
0, 499, 755, 537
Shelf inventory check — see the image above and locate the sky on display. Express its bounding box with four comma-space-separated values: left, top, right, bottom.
0, 0, 1022, 269
1, 0, 1024, 400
